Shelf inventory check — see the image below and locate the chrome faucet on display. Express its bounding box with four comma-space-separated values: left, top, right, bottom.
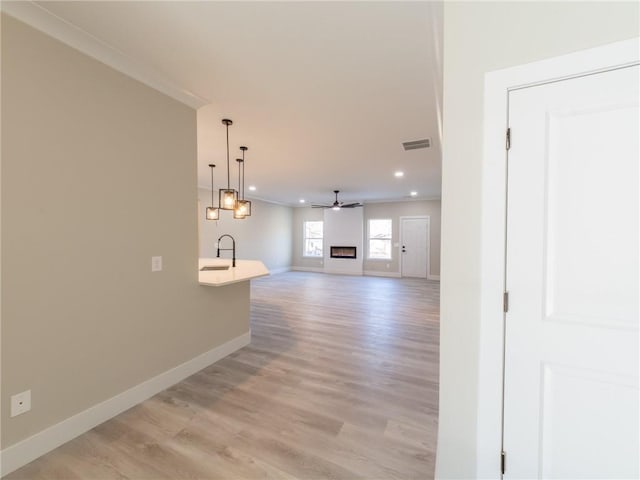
216, 234, 236, 267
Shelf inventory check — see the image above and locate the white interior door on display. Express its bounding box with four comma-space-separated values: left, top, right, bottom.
503, 65, 639, 478
400, 217, 429, 278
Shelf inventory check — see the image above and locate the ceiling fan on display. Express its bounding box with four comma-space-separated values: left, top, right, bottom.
312, 190, 363, 210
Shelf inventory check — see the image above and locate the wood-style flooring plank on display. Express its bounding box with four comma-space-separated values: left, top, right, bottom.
7, 272, 439, 479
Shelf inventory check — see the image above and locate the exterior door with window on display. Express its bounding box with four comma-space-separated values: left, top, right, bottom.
400, 217, 429, 278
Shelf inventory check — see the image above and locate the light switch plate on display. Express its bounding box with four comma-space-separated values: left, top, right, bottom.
151, 256, 162, 272
11, 390, 31, 417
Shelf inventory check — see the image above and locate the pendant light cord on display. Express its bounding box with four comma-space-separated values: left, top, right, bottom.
226, 123, 230, 189
241, 149, 246, 200
214, 165, 215, 208
237, 159, 242, 202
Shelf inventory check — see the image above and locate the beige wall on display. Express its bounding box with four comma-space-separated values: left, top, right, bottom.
437, 2, 640, 478
197, 189, 292, 271
291, 201, 441, 277
1, 15, 250, 448
363, 200, 440, 277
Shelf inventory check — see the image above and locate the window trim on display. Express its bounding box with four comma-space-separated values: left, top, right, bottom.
302, 220, 324, 258
367, 218, 393, 260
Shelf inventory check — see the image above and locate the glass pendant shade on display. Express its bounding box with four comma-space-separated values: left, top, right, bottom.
237, 199, 251, 216
233, 207, 246, 219
206, 207, 219, 220
219, 188, 238, 210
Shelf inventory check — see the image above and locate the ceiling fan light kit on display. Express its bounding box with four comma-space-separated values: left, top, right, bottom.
312, 190, 363, 210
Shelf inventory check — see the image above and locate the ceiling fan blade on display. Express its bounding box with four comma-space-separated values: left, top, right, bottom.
341, 203, 363, 208
311, 204, 330, 208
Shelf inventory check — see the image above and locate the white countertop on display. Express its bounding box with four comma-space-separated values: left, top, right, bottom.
198, 258, 269, 287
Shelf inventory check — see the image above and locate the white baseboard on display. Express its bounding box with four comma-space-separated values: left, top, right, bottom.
291, 266, 324, 273
0, 331, 251, 477
323, 269, 363, 276
268, 266, 291, 275
428, 274, 440, 280
363, 270, 401, 278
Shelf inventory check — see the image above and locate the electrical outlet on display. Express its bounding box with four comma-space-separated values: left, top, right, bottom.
151, 256, 162, 272
11, 390, 31, 417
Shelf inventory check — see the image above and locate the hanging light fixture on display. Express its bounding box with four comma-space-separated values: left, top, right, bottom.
235, 146, 252, 217
206, 164, 219, 220
233, 157, 246, 219
218, 118, 238, 210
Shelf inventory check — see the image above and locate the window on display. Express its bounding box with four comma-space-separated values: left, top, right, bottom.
368, 219, 392, 259
303, 221, 323, 257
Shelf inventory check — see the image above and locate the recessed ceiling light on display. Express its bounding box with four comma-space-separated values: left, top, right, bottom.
248, 185, 256, 191
394, 171, 404, 178
299, 199, 306, 203
410, 191, 418, 196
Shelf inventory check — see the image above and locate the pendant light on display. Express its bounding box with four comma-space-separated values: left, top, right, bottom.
218, 118, 238, 210
233, 157, 246, 219
206, 164, 219, 220
235, 146, 252, 217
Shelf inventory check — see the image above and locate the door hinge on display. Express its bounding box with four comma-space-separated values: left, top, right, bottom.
503, 291, 509, 313
501, 451, 506, 475
506, 127, 511, 151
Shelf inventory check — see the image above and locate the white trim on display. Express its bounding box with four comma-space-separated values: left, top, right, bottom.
0, 1, 209, 109
427, 274, 440, 281
366, 218, 393, 261
399, 215, 431, 279
363, 270, 401, 278
268, 266, 291, 275
291, 266, 324, 273
0, 331, 251, 477
323, 269, 362, 276
478, 37, 639, 479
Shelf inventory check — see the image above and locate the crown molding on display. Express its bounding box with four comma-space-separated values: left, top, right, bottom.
1, 1, 209, 109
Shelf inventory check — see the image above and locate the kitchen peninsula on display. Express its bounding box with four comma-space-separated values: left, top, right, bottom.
198, 258, 269, 287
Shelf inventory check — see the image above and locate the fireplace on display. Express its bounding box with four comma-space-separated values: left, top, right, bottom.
330, 246, 357, 259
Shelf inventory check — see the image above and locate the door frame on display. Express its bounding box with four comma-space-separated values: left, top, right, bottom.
399, 215, 431, 279
477, 38, 639, 478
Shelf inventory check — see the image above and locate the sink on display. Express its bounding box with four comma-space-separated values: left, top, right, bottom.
200, 265, 230, 271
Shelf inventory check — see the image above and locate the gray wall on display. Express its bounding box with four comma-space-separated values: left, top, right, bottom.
292, 200, 441, 277
1, 15, 250, 448
363, 200, 440, 277
198, 189, 293, 272
437, 2, 640, 478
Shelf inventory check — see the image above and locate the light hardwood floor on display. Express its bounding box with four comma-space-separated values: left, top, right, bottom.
8, 272, 440, 479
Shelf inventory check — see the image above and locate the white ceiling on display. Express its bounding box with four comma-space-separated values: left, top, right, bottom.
29, 1, 443, 206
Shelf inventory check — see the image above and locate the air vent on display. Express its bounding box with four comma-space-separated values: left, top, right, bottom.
402, 138, 431, 151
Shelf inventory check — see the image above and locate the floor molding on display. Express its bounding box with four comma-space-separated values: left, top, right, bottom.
363, 270, 401, 278
0, 331, 251, 477
291, 266, 324, 273
323, 269, 363, 276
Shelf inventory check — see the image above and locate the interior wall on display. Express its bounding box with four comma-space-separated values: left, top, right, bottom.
197, 189, 293, 272
438, 2, 640, 478
363, 200, 440, 277
323, 208, 364, 275
291, 207, 324, 271
1, 15, 250, 449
